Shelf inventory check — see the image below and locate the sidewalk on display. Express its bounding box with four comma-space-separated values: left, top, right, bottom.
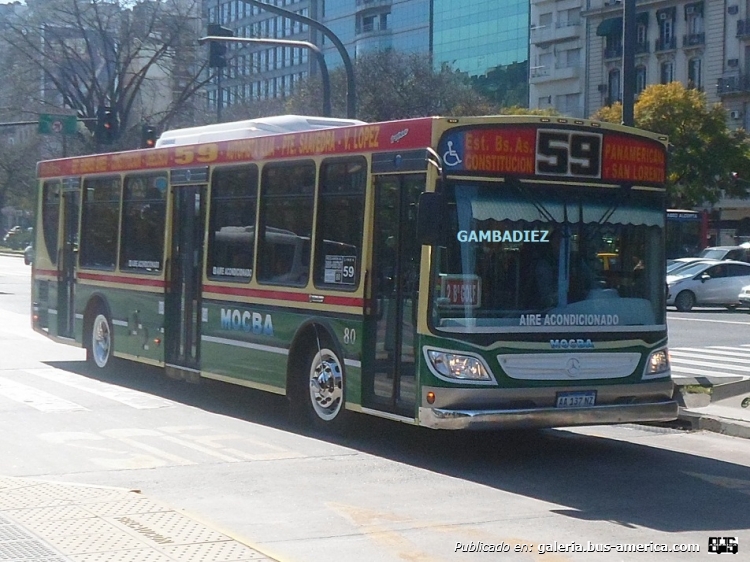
0, 476, 281, 562
676, 379, 750, 440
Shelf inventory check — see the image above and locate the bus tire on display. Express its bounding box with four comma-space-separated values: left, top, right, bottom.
87, 309, 115, 370
304, 342, 348, 431
674, 291, 695, 312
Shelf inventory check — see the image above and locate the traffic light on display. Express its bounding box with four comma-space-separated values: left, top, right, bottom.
95, 106, 118, 144
208, 24, 233, 68
141, 124, 157, 148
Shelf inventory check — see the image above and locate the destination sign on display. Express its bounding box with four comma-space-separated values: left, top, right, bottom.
438, 125, 666, 186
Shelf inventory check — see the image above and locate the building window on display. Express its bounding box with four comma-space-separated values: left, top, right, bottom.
608, 69, 621, 104
660, 61, 674, 84
636, 65, 647, 94
688, 58, 702, 89
657, 8, 676, 50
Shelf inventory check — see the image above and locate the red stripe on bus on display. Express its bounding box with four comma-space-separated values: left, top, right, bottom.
37, 118, 435, 178
77, 272, 166, 287
203, 285, 364, 308
33, 268, 59, 277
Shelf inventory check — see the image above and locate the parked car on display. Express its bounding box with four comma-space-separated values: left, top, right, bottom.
667, 260, 750, 311
697, 245, 750, 262
23, 244, 33, 265
666, 257, 716, 275
2, 226, 33, 250
739, 285, 750, 310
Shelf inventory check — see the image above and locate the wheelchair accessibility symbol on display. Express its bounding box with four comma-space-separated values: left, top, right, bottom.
443, 141, 462, 167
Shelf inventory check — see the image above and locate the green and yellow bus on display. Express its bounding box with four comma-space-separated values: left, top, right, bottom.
31, 114, 677, 430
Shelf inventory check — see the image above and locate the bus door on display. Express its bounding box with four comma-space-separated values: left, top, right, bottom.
57, 179, 79, 338
165, 170, 207, 372
363, 173, 424, 415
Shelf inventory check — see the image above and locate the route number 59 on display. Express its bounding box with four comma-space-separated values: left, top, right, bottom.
536, 130, 602, 178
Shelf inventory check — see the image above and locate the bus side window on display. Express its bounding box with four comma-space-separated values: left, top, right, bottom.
257, 161, 315, 286
313, 157, 366, 290
207, 165, 258, 281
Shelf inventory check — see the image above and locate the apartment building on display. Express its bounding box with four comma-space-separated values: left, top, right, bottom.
581, 0, 720, 119
530, 0, 586, 117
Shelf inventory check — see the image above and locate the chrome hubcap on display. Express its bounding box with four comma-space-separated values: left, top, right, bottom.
92, 314, 111, 368
309, 349, 343, 421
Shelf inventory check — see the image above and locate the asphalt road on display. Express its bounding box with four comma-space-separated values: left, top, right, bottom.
1, 255, 749, 561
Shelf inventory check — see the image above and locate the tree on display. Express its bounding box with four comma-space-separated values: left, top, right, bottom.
284, 50, 498, 121
0, 136, 42, 217
2, 0, 211, 151
470, 61, 529, 109
592, 83, 750, 206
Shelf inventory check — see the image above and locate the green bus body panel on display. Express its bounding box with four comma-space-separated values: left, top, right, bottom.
200, 299, 363, 404
75, 283, 165, 364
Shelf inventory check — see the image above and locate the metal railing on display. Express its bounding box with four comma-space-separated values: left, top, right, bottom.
683, 33, 705, 47
655, 36, 677, 51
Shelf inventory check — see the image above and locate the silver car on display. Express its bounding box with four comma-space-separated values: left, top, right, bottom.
740, 285, 750, 310
667, 260, 750, 311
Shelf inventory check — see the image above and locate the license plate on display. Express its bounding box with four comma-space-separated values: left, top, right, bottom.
556, 391, 596, 408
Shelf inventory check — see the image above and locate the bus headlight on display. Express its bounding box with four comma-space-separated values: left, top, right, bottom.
643, 348, 670, 378
426, 350, 491, 381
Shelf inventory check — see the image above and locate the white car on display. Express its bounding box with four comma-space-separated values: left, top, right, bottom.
740, 285, 750, 309
667, 260, 750, 311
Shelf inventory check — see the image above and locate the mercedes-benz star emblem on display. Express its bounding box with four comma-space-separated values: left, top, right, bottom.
565, 357, 581, 377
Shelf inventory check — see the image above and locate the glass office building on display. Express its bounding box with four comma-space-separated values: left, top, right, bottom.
432, 0, 528, 77
320, 0, 430, 64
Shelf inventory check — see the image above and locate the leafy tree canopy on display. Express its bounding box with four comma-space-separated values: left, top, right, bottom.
592, 82, 750, 206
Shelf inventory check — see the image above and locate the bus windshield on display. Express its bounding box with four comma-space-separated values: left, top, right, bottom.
431, 180, 665, 333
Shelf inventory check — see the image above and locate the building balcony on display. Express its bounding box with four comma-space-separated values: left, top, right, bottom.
737, 18, 750, 38
356, 0, 391, 6
530, 66, 550, 82
604, 45, 622, 59
655, 36, 677, 51
683, 33, 705, 47
530, 21, 581, 45
717, 74, 750, 96
635, 40, 650, 54
355, 21, 390, 36
552, 63, 582, 81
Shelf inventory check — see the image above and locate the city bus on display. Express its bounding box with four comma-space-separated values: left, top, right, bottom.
666, 209, 708, 259
31, 114, 677, 430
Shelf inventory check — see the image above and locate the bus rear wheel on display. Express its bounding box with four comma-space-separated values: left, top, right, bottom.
87, 311, 114, 370
304, 344, 348, 431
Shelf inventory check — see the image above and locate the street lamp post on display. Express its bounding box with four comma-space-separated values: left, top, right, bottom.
622, 0, 636, 126
240, 0, 356, 118
200, 36, 332, 117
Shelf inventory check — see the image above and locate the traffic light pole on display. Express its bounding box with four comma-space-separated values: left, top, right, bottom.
200, 36, 332, 117
241, 0, 355, 118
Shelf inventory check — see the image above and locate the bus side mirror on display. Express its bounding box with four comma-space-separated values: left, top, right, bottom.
417, 192, 447, 246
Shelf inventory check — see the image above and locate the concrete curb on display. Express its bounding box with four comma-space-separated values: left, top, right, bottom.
678, 409, 750, 440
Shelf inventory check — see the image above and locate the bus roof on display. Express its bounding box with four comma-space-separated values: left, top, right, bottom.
155, 115, 366, 148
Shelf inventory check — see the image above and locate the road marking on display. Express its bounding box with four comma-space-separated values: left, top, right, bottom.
159, 426, 306, 461
0, 377, 87, 412
670, 357, 750, 371
100, 428, 195, 466
684, 472, 750, 496
328, 502, 446, 562
23, 367, 175, 409
668, 316, 750, 325
670, 350, 750, 364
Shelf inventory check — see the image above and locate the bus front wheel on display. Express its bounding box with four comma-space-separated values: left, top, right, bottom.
305, 344, 347, 430
87, 311, 114, 369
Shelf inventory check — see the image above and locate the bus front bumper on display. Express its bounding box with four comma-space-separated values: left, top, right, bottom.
418, 399, 679, 430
